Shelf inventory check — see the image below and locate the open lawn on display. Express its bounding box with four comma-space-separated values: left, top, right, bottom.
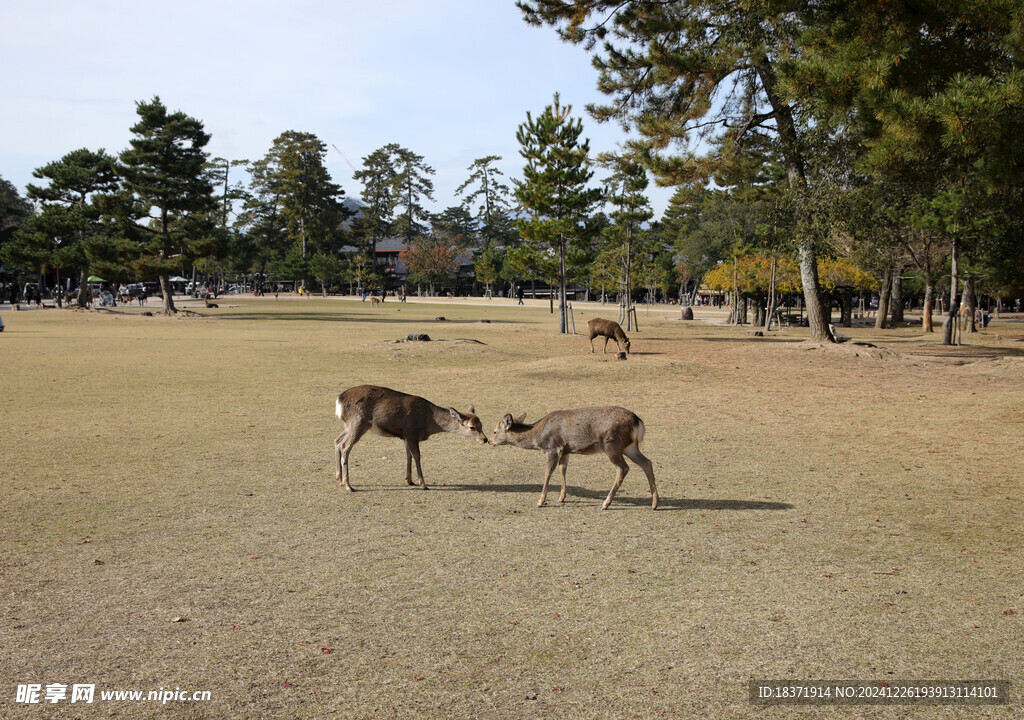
1, 297, 1022, 718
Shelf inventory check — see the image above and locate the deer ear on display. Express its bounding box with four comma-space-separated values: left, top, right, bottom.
449, 407, 461, 421
501, 413, 514, 430
514, 413, 527, 424
466, 404, 476, 415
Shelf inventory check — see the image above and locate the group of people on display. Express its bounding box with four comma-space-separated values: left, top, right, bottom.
2, 282, 43, 306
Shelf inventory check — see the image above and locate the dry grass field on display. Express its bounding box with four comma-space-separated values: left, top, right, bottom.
1, 296, 1022, 719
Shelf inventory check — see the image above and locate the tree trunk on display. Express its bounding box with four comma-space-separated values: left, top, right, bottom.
763, 257, 777, 331
159, 274, 177, 315
76, 268, 90, 308
756, 58, 834, 343
875, 267, 892, 330
840, 289, 853, 327
796, 238, 832, 340
890, 266, 904, 323
753, 294, 765, 327
729, 255, 740, 325
961, 275, 976, 333
558, 237, 568, 333
942, 239, 959, 346
922, 282, 935, 332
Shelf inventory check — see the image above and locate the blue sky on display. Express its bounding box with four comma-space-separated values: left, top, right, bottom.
1, 0, 675, 218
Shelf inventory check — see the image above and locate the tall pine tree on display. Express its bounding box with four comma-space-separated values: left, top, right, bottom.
519, 1, 838, 341
12, 149, 121, 307
392, 147, 435, 244
117, 96, 216, 314
516, 93, 601, 333
599, 153, 652, 330
456, 155, 515, 248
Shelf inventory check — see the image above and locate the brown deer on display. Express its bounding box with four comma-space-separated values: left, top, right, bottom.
370, 295, 383, 306
587, 318, 630, 354
334, 385, 488, 491
490, 407, 658, 510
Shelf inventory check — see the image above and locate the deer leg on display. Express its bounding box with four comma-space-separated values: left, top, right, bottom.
538, 452, 559, 507
335, 422, 369, 492
404, 440, 414, 485
339, 434, 352, 489
590, 336, 595, 353
408, 439, 428, 489
558, 455, 569, 503
603, 336, 610, 354
624, 444, 659, 510
601, 452, 630, 510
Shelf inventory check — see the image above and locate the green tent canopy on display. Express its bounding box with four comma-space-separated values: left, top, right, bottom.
87, 276, 106, 283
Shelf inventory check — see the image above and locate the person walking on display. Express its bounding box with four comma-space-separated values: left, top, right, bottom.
517, 285, 524, 305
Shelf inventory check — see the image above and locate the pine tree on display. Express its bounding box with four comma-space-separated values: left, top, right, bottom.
392, 147, 435, 243
519, 1, 838, 341
8, 149, 121, 307
352, 144, 400, 258
1, 176, 33, 252
515, 93, 601, 333
245, 132, 347, 290
600, 154, 651, 330
117, 96, 216, 314
456, 156, 515, 248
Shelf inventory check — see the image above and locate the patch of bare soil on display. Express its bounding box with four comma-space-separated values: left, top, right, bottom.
956, 355, 1024, 378
788, 339, 901, 360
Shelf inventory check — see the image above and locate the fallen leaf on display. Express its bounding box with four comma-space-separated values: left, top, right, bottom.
281, 681, 293, 688
322, 647, 333, 654
170, 616, 189, 623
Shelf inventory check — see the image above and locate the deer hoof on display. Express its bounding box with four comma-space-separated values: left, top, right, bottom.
420, 485, 430, 490
651, 495, 659, 510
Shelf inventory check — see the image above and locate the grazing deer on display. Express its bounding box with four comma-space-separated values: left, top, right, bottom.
490, 407, 658, 510
334, 385, 488, 491
587, 318, 630, 354
370, 295, 383, 306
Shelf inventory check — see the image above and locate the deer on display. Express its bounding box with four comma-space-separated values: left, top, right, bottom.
334, 385, 488, 491
370, 295, 383, 307
587, 318, 630, 354
490, 406, 658, 510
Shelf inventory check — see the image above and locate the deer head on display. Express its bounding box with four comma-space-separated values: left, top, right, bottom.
449, 405, 489, 444
490, 413, 528, 446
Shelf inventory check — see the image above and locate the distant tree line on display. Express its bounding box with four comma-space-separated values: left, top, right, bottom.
520, 0, 1024, 343
3, 0, 1022, 343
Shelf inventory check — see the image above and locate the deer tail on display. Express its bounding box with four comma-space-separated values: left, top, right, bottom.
335, 395, 344, 420
633, 415, 645, 448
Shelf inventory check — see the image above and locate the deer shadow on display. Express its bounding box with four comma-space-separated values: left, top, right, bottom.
442, 482, 793, 511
